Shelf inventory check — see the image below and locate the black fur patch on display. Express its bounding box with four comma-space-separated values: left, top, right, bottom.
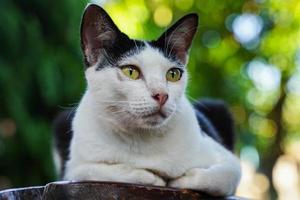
95, 37, 145, 70
53, 110, 74, 178
195, 110, 222, 143
148, 40, 179, 64
193, 99, 235, 151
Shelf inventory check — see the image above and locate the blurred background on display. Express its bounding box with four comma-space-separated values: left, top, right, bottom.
0, 0, 300, 199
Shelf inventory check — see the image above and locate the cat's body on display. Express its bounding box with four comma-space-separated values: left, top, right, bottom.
53, 4, 241, 196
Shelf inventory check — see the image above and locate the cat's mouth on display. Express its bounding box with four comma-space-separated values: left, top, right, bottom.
143, 110, 167, 119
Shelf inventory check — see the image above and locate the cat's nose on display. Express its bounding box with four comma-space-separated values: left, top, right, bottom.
152, 93, 169, 106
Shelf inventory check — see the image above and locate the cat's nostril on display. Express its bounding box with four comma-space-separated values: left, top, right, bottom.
152, 93, 169, 106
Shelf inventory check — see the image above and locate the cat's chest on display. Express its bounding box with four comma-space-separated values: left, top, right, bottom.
84, 131, 212, 178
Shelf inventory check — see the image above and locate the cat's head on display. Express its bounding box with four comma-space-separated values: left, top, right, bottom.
81, 4, 198, 130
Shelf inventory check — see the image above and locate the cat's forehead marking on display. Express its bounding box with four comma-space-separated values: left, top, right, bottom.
95, 38, 146, 70
120, 43, 176, 68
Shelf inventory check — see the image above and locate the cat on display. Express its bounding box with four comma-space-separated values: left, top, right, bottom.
53, 4, 241, 196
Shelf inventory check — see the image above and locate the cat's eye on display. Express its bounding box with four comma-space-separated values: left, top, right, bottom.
166, 68, 182, 82
121, 65, 140, 80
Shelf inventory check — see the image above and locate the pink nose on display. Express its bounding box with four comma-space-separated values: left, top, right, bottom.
152, 93, 169, 106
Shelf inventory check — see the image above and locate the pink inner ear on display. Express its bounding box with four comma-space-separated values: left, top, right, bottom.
171, 31, 193, 63
83, 25, 103, 65
176, 51, 187, 64
81, 5, 120, 67
157, 15, 198, 64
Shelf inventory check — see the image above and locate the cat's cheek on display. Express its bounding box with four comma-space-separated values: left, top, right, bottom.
168, 85, 185, 104
115, 70, 127, 82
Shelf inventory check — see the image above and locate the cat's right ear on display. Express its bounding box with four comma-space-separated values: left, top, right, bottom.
81, 4, 121, 67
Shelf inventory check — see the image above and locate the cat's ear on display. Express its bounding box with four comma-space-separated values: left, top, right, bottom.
80, 4, 121, 67
155, 14, 198, 64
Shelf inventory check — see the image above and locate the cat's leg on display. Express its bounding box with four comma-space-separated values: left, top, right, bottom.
168, 136, 241, 196
168, 160, 241, 196
64, 163, 166, 186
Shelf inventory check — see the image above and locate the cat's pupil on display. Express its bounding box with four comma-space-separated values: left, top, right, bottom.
172, 71, 176, 78
129, 68, 133, 76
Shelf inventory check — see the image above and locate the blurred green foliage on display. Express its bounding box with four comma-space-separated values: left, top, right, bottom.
0, 0, 88, 187
1, 0, 300, 199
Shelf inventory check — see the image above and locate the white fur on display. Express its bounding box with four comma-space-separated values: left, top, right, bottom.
64, 45, 241, 196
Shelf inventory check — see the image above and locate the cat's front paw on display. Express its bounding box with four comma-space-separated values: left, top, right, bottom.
126, 168, 166, 186
168, 168, 205, 190
168, 168, 236, 196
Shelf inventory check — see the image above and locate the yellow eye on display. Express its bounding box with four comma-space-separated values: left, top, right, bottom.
121, 65, 140, 80
166, 68, 182, 82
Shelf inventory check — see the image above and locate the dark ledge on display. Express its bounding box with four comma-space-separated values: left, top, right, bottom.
0, 181, 246, 200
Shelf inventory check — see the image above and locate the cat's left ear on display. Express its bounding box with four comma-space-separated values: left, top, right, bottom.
154, 14, 198, 64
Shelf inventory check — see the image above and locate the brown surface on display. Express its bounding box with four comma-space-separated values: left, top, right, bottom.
0, 186, 44, 200
0, 181, 245, 200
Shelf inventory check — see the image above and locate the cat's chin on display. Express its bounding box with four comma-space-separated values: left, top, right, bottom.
118, 111, 172, 131
137, 113, 173, 130
142, 116, 167, 127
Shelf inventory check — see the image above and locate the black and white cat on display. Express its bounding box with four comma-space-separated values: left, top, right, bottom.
53, 4, 241, 196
